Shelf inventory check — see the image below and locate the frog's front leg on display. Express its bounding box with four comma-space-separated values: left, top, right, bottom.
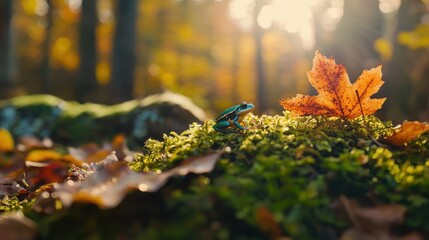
232, 117, 247, 131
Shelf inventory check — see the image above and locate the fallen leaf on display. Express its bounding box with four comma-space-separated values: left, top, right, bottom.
0, 171, 28, 197
26, 162, 69, 188
54, 151, 223, 208
0, 128, 14, 152
354, 204, 406, 229
68, 144, 111, 164
279, 51, 386, 119
68, 134, 136, 164
87, 151, 118, 171
340, 228, 423, 240
384, 121, 429, 146
26, 150, 62, 162
17, 136, 53, 151
256, 207, 283, 240
0, 152, 26, 179
338, 196, 422, 240
26, 150, 83, 167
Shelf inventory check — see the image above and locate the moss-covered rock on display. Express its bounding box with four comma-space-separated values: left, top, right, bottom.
0, 92, 206, 147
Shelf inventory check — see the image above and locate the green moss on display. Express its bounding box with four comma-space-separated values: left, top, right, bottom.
0, 93, 206, 119
131, 112, 392, 171
130, 112, 429, 239
0, 196, 31, 213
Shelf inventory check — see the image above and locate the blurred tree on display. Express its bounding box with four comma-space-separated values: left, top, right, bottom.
0, 0, 16, 90
42, 0, 53, 93
394, 0, 428, 120
253, 0, 268, 112
7, 0, 428, 120
78, 0, 97, 102
111, 0, 138, 103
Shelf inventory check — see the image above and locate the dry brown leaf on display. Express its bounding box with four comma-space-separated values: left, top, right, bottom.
26, 162, 69, 188
354, 204, 406, 229
279, 51, 386, 119
0, 171, 27, 197
68, 134, 136, 164
341, 228, 423, 240
0, 135, 139, 199
339, 196, 422, 240
68, 145, 111, 164
385, 121, 429, 146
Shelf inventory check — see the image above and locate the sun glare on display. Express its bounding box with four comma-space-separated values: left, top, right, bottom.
229, 0, 344, 50
66, 0, 83, 11
257, 5, 273, 30
229, 0, 255, 31
378, 0, 401, 14
321, 0, 344, 32
258, 0, 320, 49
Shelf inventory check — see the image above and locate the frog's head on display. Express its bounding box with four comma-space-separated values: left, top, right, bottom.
236, 101, 255, 116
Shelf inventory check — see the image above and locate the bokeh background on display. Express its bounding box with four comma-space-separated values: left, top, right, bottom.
0, 0, 428, 122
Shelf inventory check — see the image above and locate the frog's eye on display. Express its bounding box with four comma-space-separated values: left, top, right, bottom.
240, 101, 247, 108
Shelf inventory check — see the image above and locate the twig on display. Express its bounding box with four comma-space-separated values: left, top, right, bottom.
355, 90, 388, 147
339, 195, 362, 231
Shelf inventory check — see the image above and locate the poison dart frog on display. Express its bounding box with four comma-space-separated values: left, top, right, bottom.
213, 101, 255, 133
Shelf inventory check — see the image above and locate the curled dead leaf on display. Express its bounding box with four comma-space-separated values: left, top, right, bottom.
384, 121, 429, 146
54, 151, 223, 208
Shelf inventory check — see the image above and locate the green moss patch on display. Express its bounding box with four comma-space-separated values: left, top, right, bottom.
129, 112, 429, 239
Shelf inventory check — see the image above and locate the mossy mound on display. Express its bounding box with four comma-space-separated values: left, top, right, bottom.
4, 112, 428, 239
126, 112, 429, 239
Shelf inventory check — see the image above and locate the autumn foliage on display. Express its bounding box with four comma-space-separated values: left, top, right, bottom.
279, 51, 386, 119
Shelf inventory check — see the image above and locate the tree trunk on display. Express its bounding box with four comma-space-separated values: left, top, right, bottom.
231, 31, 240, 104
0, 0, 15, 89
77, 0, 97, 102
110, 0, 138, 103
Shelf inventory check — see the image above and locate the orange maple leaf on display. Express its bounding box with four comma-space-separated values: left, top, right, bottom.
279, 51, 386, 119
385, 121, 429, 146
